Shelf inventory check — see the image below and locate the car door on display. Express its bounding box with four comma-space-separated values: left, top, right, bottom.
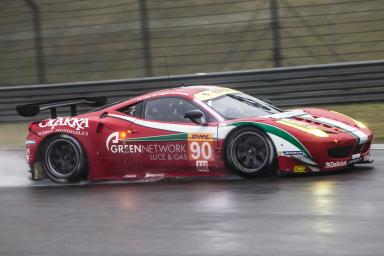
95, 101, 144, 179
126, 96, 221, 176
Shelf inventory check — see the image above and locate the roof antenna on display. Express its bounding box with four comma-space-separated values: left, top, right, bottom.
163, 49, 172, 88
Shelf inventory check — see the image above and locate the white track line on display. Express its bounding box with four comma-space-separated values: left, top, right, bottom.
372, 144, 384, 150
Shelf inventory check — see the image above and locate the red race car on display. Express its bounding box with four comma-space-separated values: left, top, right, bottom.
17, 86, 373, 183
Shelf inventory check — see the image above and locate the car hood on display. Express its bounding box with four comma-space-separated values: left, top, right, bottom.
225, 108, 364, 136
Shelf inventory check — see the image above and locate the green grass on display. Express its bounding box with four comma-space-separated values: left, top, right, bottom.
0, 122, 29, 150
0, 102, 382, 149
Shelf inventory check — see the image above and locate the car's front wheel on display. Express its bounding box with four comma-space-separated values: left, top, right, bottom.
41, 134, 87, 183
225, 127, 276, 178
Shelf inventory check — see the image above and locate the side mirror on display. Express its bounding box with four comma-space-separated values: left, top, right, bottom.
184, 110, 207, 125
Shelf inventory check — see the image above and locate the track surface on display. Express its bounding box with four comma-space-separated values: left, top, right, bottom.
0, 150, 383, 256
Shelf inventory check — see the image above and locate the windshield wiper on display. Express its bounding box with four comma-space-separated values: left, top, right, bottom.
227, 94, 274, 113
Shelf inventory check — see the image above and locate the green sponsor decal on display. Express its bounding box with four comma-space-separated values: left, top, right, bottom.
122, 133, 188, 142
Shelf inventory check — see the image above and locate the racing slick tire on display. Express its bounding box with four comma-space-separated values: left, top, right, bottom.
225, 127, 277, 178
41, 134, 87, 183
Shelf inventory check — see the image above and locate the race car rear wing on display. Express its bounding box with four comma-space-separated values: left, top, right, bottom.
16, 97, 107, 119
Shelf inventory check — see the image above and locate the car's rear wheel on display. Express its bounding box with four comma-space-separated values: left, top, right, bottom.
225, 127, 276, 178
41, 134, 87, 183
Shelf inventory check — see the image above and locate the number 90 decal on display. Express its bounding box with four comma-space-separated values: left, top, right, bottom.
190, 141, 212, 160
188, 133, 214, 161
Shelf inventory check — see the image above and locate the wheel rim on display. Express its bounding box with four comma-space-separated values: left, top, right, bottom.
45, 139, 79, 178
230, 131, 269, 173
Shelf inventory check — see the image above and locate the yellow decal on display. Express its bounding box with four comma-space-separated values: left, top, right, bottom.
293, 165, 306, 173
188, 133, 214, 161
277, 119, 329, 137
194, 87, 239, 101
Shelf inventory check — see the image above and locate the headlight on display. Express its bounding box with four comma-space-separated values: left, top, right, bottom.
355, 120, 367, 129
330, 111, 368, 129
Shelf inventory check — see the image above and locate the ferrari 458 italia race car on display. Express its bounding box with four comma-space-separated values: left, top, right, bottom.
17, 86, 373, 183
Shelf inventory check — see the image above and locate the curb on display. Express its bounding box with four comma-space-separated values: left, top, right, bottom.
372, 144, 384, 150
0, 149, 24, 152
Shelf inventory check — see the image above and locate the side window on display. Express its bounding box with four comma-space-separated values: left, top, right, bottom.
144, 97, 201, 123
117, 102, 142, 117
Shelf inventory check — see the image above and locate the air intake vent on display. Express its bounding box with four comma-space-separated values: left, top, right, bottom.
328, 146, 353, 158
353, 144, 363, 154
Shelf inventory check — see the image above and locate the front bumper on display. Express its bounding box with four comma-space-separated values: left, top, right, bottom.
278, 136, 373, 174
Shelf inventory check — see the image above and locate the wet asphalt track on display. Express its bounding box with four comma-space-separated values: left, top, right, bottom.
0, 149, 383, 256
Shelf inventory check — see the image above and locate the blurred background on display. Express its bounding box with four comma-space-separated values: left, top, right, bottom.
0, 0, 383, 148
1, 0, 384, 84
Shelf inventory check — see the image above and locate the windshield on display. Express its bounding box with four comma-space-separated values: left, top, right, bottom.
204, 93, 281, 119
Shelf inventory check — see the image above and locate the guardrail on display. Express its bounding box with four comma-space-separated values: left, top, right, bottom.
1, 60, 384, 122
